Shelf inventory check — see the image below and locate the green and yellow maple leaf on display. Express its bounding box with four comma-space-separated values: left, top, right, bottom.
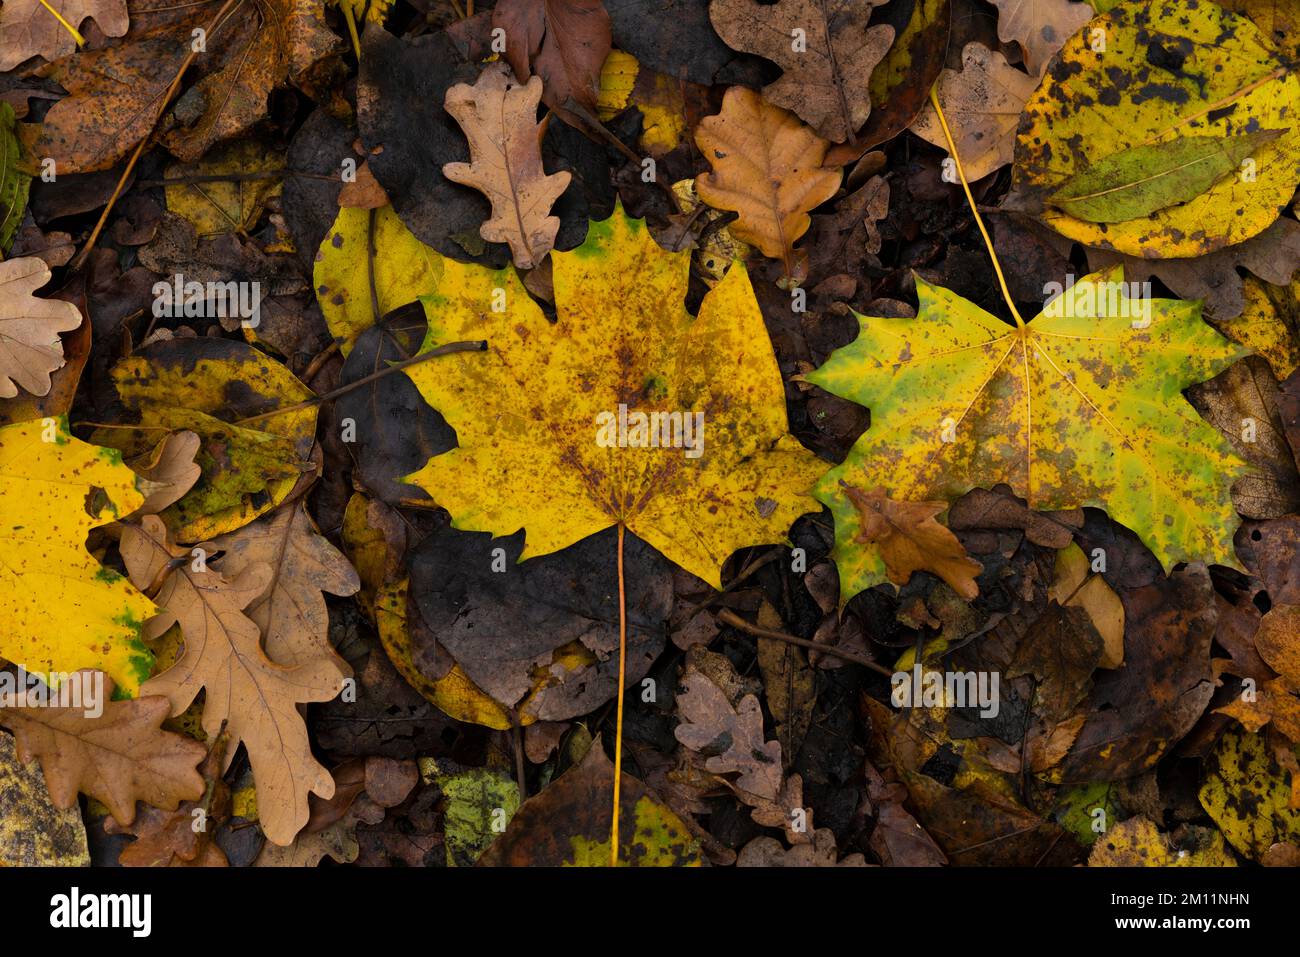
403, 205, 823, 588
0, 418, 155, 694
805, 269, 1249, 603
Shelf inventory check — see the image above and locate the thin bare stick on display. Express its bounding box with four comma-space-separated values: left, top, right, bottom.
717, 608, 892, 676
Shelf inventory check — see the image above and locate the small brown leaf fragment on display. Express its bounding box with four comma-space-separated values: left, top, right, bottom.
443, 64, 572, 269
337, 160, 390, 209
0, 0, 128, 71
694, 87, 842, 282
988, 0, 1093, 76
130, 430, 202, 517
0, 672, 206, 826
842, 483, 982, 599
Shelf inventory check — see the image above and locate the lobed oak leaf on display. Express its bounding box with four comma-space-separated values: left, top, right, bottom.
694, 87, 842, 283
0, 672, 206, 827
0, 0, 128, 71
121, 515, 345, 846
0, 257, 82, 399
841, 483, 982, 600
443, 64, 572, 269
988, 0, 1092, 76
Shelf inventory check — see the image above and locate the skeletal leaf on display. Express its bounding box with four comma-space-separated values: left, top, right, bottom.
0, 257, 82, 399
405, 204, 824, 589
707, 0, 894, 142
0, 673, 206, 826
804, 269, 1248, 603
694, 87, 842, 282
911, 43, 1039, 183
1011, 0, 1300, 257
0, 418, 156, 695
443, 64, 572, 270
122, 515, 345, 846
1050, 131, 1284, 223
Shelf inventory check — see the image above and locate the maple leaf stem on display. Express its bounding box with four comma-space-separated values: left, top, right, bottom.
926, 87, 1026, 329
233, 339, 488, 425
610, 521, 627, 867
341, 3, 362, 60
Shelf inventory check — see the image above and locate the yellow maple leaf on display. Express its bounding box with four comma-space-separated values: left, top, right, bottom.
403, 205, 824, 589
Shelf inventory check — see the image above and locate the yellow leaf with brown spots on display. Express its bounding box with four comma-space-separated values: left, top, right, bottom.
0, 417, 156, 695
804, 269, 1248, 604
405, 205, 823, 589
1011, 0, 1300, 257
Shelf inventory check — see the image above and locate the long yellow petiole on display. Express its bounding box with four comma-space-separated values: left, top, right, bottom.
610, 522, 627, 866
341, 2, 361, 61
38, 0, 85, 46
927, 86, 1025, 329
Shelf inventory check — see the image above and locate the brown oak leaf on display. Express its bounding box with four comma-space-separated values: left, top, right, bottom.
443, 64, 572, 269
0, 257, 82, 399
492, 0, 612, 119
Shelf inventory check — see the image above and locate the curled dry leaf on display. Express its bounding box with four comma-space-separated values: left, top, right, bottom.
842, 483, 982, 600
443, 64, 572, 269
707, 0, 894, 142
0, 256, 82, 399
694, 87, 842, 283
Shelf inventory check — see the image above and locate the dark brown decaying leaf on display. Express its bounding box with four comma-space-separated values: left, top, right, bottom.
493, 0, 612, 118
707, 0, 894, 142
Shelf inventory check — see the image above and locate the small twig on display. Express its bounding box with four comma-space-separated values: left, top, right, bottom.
234, 339, 487, 425
509, 710, 527, 800
717, 608, 892, 676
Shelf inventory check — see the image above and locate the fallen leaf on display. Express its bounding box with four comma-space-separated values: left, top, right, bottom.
804, 269, 1247, 603
707, 0, 894, 142
988, 0, 1092, 75
1010, 0, 1300, 257
0, 257, 82, 399
911, 43, 1039, 183
694, 87, 842, 282
442, 64, 572, 269
1088, 816, 1236, 867
0, 732, 89, 865
842, 484, 982, 599
122, 515, 345, 846
0, 0, 128, 71
404, 204, 824, 590
0, 672, 205, 826
0, 418, 156, 694
493, 0, 612, 119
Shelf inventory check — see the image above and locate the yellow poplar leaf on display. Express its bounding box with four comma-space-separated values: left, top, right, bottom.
442, 64, 572, 270
1200, 727, 1300, 861
0, 257, 83, 399
0, 418, 155, 695
314, 205, 442, 354
1012, 0, 1300, 257
805, 269, 1248, 603
122, 515, 345, 846
404, 205, 824, 589
694, 87, 843, 282
1088, 815, 1236, 867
